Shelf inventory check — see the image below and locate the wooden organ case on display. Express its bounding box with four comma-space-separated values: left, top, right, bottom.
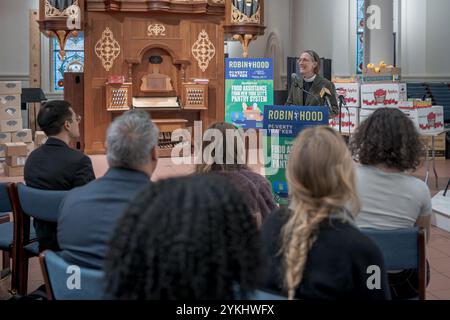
80, 0, 226, 155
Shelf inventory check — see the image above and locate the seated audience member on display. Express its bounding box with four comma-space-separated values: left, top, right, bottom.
196, 122, 277, 226
349, 108, 431, 299
24, 100, 95, 252
262, 126, 391, 300
57, 110, 158, 269
105, 174, 262, 300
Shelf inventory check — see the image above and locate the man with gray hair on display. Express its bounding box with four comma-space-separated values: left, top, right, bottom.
57, 110, 159, 269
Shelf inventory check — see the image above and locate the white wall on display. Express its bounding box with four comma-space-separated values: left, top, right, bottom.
0, 0, 39, 86
289, 0, 450, 80
227, 0, 292, 89
290, 0, 356, 77
400, 0, 450, 80
425, 0, 450, 79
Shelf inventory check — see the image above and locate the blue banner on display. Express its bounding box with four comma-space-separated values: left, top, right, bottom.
263, 105, 329, 205
225, 58, 273, 80
263, 105, 329, 137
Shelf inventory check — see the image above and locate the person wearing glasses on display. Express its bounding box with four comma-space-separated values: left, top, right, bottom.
286, 50, 339, 116
24, 100, 95, 252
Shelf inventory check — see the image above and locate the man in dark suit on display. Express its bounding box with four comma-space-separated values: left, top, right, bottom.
24, 100, 95, 252
57, 110, 159, 269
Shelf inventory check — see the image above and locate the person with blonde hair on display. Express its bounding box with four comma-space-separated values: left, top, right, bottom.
261, 126, 391, 300
196, 122, 276, 226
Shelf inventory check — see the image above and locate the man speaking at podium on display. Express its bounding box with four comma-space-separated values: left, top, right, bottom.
286, 50, 339, 116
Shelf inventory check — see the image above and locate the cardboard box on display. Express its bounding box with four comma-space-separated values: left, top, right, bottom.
359, 108, 376, 124
12, 129, 32, 143
3, 163, 24, 177
361, 83, 407, 109
401, 106, 445, 134
35, 131, 48, 146
3, 142, 27, 156
0, 81, 21, 95
0, 104, 21, 120
25, 141, 35, 155
420, 135, 446, 149
0, 132, 11, 144
0, 94, 20, 108
413, 99, 433, 109
5, 155, 27, 167
362, 67, 401, 83
0, 118, 22, 132
329, 107, 359, 134
334, 83, 360, 107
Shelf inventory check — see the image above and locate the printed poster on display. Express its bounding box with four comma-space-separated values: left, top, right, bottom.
263, 105, 329, 205
225, 58, 273, 129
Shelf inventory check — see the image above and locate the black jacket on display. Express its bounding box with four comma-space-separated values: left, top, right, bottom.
262, 208, 391, 300
286, 74, 339, 116
24, 137, 95, 251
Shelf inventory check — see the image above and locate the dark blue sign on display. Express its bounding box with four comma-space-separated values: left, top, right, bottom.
263, 105, 329, 138
225, 58, 273, 80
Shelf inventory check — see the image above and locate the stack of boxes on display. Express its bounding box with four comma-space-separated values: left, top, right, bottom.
331, 82, 360, 134
398, 99, 446, 160
360, 82, 408, 123
0, 81, 23, 163
0, 81, 39, 176
3, 142, 28, 177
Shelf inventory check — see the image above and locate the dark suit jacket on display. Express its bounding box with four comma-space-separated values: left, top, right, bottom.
286, 74, 339, 116
57, 167, 151, 269
24, 137, 95, 251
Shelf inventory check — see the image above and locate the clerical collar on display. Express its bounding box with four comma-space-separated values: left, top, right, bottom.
303, 74, 316, 83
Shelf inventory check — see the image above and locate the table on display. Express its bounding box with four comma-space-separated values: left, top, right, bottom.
421, 129, 449, 189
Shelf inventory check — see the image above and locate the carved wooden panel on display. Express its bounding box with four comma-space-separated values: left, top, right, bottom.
83, 10, 225, 154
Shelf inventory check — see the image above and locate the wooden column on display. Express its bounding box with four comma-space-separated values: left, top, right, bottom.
29, 9, 41, 133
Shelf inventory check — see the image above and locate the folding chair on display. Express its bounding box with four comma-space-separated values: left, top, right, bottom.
361, 227, 426, 300
39, 250, 105, 300
0, 183, 13, 272
7, 182, 68, 295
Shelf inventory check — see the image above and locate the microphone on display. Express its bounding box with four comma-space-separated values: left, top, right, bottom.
320, 87, 333, 113
291, 73, 300, 88
291, 73, 321, 106
338, 95, 346, 107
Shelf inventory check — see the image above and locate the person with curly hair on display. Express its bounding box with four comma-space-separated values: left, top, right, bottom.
104, 174, 263, 300
262, 126, 390, 300
196, 122, 277, 227
349, 108, 432, 299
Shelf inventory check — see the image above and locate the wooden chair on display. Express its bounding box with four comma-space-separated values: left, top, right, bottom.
361, 227, 427, 300
39, 250, 105, 300
7, 182, 68, 295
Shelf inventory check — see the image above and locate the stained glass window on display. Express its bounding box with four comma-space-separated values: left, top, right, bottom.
357, 0, 365, 74
52, 32, 84, 91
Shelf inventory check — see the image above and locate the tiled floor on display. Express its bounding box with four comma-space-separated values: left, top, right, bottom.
1, 156, 449, 299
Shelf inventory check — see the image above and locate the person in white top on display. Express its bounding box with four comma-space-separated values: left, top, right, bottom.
349, 108, 432, 299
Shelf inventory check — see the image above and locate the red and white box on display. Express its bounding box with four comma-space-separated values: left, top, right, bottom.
359, 108, 376, 124
361, 83, 407, 108
400, 106, 444, 134
329, 107, 359, 134
334, 83, 360, 107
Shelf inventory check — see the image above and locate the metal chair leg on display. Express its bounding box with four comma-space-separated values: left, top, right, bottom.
2, 250, 10, 270
443, 179, 450, 197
